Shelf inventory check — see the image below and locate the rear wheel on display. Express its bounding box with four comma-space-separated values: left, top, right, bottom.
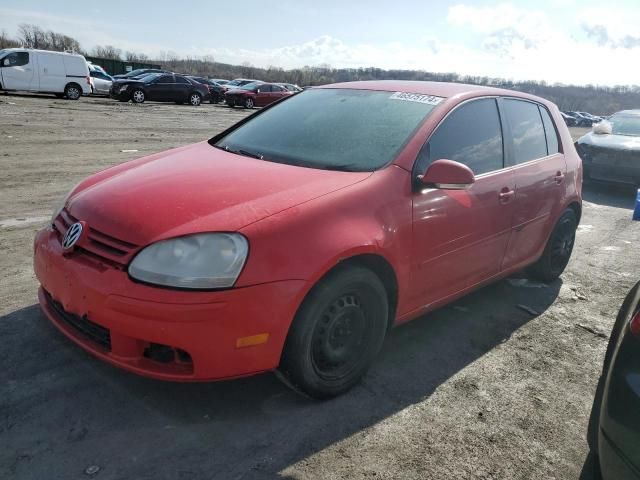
189, 92, 202, 106
529, 208, 577, 282
244, 97, 255, 109
280, 265, 388, 399
64, 83, 82, 100
131, 89, 145, 103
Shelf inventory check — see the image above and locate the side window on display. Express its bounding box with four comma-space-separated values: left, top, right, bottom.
427, 98, 504, 176
156, 75, 174, 84
258, 84, 272, 92
2, 52, 29, 67
175, 76, 189, 84
502, 99, 548, 164
539, 106, 559, 154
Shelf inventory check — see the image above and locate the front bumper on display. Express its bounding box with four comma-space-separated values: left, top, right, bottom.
579, 146, 640, 185
110, 90, 130, 101
34, 227, 308, 381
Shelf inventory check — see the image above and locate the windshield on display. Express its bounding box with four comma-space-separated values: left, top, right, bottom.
609, 114, 640, 136
125, 69, 146, 77
214, 88, 442, 172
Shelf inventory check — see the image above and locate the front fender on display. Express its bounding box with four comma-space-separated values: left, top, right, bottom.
236, 166, 413, 303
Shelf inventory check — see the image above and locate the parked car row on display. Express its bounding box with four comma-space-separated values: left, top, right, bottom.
561, 110, 604, 127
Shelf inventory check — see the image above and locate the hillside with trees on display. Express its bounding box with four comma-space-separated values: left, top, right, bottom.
2, 24, 639, 114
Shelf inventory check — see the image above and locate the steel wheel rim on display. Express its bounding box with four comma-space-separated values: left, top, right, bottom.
246, 98, 254, 108
311, 293, 371, 380
133, 91, 144, 102
549, 220, 575, 274
190, 94, 200, 106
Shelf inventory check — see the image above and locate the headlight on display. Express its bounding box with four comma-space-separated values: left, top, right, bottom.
118, 85, 129, 93
128, 233, 249, 289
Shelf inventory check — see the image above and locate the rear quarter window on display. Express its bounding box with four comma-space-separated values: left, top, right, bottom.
539, 107, 559, 154
502, 99, 548, 164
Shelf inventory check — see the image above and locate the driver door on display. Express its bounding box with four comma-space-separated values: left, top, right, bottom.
409, 98, 515, 310
1, 51, 35, 90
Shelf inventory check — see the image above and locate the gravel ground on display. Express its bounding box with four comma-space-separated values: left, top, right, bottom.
1, 94, 638, 480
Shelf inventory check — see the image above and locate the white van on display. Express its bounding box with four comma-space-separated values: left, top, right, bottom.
0, 48, 91, 100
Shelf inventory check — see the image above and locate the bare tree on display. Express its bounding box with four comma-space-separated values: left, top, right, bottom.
92, 45, 122, 60
0, 29, 20, 49
125, 51, 149, 62
18, 24, 47, 49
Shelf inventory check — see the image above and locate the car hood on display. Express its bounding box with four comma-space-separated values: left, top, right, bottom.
577, 132, 640, 151
67, 142, 372, 245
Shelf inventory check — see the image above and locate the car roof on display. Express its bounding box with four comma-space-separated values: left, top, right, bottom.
319, 80, 548, 101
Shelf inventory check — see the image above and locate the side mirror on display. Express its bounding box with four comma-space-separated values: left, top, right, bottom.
2, 58, 9, 67
256, 88, 261, 93
419, 159, 475, 189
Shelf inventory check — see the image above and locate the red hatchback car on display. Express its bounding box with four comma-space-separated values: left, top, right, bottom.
34, 81, 582, 398
225, 81, 293, 109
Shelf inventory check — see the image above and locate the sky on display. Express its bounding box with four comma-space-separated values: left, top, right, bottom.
1, 0, 640, 85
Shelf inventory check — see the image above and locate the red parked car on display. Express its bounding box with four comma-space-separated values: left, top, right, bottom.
34, 81, 582, 398
225, 81, 293, 109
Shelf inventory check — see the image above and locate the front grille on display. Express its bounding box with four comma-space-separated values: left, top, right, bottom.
53, 209, 139, 268
45, 291, 111, 351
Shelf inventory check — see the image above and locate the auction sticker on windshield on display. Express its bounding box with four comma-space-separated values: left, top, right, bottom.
389, 92, 444, 105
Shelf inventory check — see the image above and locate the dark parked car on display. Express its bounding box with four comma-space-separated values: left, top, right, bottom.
575, 110, 640, 185
210, 78, 229, 85
225, 82, 293, 109
561, 112, 578, 127
588, 281, 640, 479
112, 68, 168, 80
110, 73, 209, 106
186, 76, 225, 103
567, 111, 600, 127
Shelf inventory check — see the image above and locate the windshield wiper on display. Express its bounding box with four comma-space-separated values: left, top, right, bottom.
214, 144, 264, 160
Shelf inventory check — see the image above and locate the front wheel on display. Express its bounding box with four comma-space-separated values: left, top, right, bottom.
189, 92, 202, 106
131, 89, 145, 103
279, 265, 389, 399
529, 208, 577, 282
243, 97, 255, 109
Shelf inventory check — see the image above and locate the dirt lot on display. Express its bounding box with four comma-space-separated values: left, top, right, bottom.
1, 94, 639, 480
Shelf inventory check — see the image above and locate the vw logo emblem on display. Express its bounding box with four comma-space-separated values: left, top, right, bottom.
62, 222, 83, 250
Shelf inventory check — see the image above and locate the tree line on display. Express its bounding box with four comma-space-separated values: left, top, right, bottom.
2, 23, 639, 114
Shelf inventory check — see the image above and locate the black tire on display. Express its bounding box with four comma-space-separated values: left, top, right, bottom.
587, 281, 640, 453
529, 208, 577, 282
226, 98, 235, 108
280, 265, 389, 399
131, 89, 145, 103
188, 92, 202, 106
64, 83, 82, 100
243, 97, 255, 109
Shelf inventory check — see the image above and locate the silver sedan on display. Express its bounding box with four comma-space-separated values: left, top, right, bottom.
90, 70, 113, 96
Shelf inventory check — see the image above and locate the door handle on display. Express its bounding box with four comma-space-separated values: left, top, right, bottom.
499, 188, 515, 204
554, 171, 565, 184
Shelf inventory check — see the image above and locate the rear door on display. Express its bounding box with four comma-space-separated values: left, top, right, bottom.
255, 84, 271, 106
0, 51, 35, 90
174, 76, 191, 101
500, 98, 567, 269
410, 97, 516, 309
